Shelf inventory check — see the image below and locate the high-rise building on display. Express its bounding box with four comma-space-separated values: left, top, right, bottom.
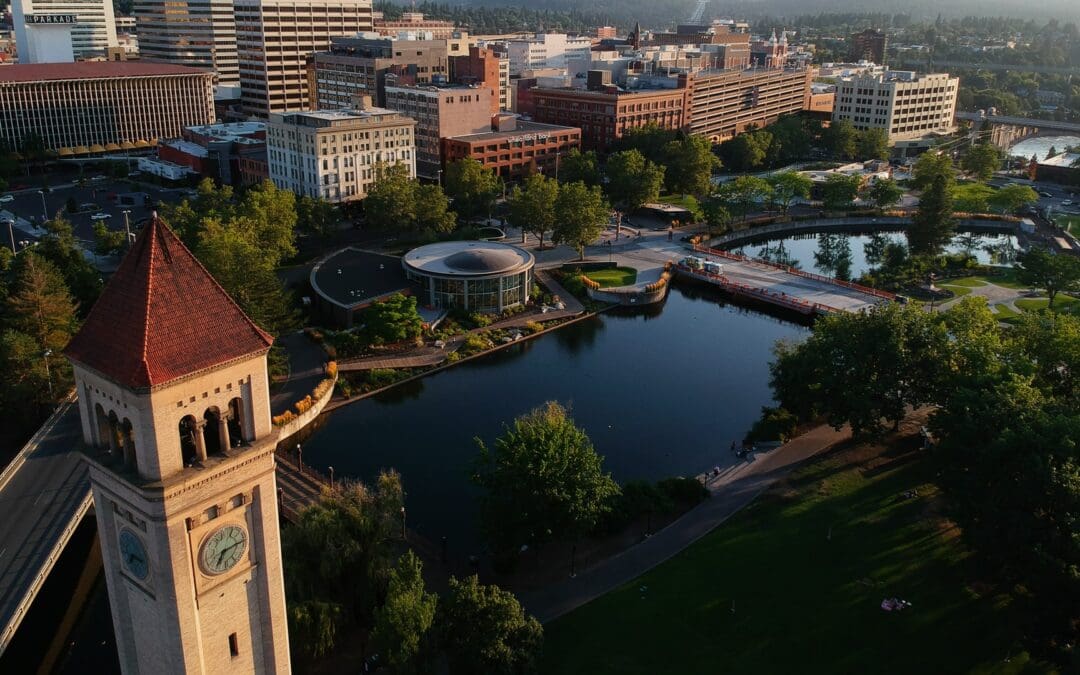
308, 35, 450, 109
0, 62, 214, 154
65, 215, 291, 674
832, 70, 958, 142
383, 82, 495, 178
506, 33, 592, 76
849, 28, 887, 65
236, 0, 373, 117
11, 0, 118, 61
685, 67, 812, 143
134, 0, 240, 87
266, 107, 416, 202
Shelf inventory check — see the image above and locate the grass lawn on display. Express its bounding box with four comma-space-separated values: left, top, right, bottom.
1053, 214, 1080, 237
584, 267, 638, 288
993, 304, 1020, 322
939, 284, 972, 297
1014, 294, 1080, 315
542, 432, 1048, 675
942, 277, 988, 288
658, 194, 702, 213
967, 268, 1028, 290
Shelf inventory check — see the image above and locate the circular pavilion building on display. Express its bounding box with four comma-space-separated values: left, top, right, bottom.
402, 241, 535, 313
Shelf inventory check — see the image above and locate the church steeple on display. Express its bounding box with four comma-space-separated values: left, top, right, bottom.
630, 21, 642, 49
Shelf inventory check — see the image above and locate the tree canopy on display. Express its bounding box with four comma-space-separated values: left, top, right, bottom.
663, 135, 718, 195
362, 293, 424, 345
557, 148, 600, 186
507, 173, 559, 250
444, 158, 501, 221
1016, 248, 1080, 309
864, 177, 903, 209
604, 149, 664, 216
910, 173, 956, 255
821, 173, 861, 210
767, 171, 813, 213
472, 401, 620, 557
552, 182, 609, 260
961, 142, 1002, 181
438, 575, 544, 675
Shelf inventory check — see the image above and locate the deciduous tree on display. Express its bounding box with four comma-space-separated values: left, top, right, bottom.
507, 173, 559, 249
663, 135, 717, 195
362, 293, 424, 345
439, 575, 543, 675
604, 149, 664, 226
472, 401, 620, 556
553, 182, 609, 260
910, 173, 955, 255
988, 184, 1038, 214
444, 158, 501, 221
863, 177, 904, 209
821, 173, 861, 210
557, 148, 600, 186
766, 171, 813, 213
371, 551, 437, 674
364, 163, 417, 231
1016, 247, 1080, 310
414, 184, 457, 234
716, 175, 772, 221
961, 142, 1002, 181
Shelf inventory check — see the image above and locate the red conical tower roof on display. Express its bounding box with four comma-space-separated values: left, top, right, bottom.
65, 215, 274, 389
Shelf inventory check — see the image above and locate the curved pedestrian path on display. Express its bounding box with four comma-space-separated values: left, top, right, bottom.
518, 422, 851, 623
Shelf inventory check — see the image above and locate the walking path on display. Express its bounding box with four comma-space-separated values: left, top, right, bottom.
518, 422, 850, 623
270, 331, 328, 416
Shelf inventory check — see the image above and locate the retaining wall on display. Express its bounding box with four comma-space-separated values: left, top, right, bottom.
275, 372, 338, 443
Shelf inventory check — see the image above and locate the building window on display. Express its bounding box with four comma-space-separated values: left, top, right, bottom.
229, 633, 239, 657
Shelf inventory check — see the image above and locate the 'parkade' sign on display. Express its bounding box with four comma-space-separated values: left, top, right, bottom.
25, 14, 78, 25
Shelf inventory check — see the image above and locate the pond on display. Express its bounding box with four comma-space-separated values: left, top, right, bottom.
301, 285, 809, 553
730, 231, 1019, 279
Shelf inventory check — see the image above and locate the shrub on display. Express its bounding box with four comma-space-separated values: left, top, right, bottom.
295, 395, 314, 415
459, 334, 491, 356
656, 477, 709, 506
746, 406, 798, 443
325, 360, 338, 377
524, 321, 544, 334
469, 312, 494, 328
312, 377, 335, 401
366, 368, 407, 389
272, 411, 297, 427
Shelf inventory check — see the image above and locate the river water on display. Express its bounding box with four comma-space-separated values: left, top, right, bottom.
301, 286, 808, 551
301, 229, 1015, 551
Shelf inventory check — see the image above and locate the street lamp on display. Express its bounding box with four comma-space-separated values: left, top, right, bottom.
122, 210, 133, 247
38, 190, 48, 223
328, 466, 334, 490
400, 506, 406, 539
296, 443, 303, 473
5, 219, 15, 255
436, 169, 443, 186
43, 349, 53, 397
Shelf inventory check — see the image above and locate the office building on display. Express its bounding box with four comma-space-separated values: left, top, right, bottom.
506, 33, 592, 76
850, 28, 887, 65
11, 0, 117, 60
403, 241, 535, 313
443, 114, 580, 180
309, 35, 450, 109
266, 107, 416, 202
0, 62, 214, 154
372, 11, 457, 40
134, 0, 239, 87
383, 82, 495, 178
529, 82, 689, 152
235, 0, 373, 117
449, 46, 503, 114
832, 70, 958, 142
685, 67, 811, 142
157, 121, 268, 186
11, 0, 117, 61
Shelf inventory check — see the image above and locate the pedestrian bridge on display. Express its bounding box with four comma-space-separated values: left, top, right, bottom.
678, 245, 894, 314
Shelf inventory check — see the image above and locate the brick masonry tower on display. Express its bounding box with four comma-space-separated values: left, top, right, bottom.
64, 216, 291, 674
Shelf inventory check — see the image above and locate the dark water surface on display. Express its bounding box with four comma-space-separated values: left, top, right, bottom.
302, 285, 809, 551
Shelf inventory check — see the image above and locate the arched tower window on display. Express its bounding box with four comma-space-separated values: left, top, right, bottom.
94, 403, 112, 452
179, 415, 201, 466
121, 418, 137, 470
106, 411, 122, 454
227, 397, 245, 445
203, 407, 225, 455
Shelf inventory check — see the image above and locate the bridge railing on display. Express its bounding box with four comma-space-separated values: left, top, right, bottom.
676, 263, 841, 314
691, 244, 895, 301
0, 393, 76, 492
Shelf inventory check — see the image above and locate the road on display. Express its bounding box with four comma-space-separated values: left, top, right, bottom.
0, 403, 90, 652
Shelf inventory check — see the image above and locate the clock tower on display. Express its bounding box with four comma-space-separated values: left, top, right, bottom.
65, 216, 291, 674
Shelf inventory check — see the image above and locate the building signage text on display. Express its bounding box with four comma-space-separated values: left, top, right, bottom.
25, 14, 78, 25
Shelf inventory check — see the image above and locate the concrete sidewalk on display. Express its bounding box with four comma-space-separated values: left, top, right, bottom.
518, 422, 850, 623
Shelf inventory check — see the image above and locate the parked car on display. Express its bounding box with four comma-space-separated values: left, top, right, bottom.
1062, 200, 1073, 206
0, 195, 13, 203
91, 212, 112, 220
1040, 191, 1053, 198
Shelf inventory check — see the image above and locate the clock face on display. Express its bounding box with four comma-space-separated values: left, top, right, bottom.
200, 524, 248, 576
118, 529, 149, 580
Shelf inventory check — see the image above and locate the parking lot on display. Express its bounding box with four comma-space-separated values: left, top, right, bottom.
1, 173, 194, 249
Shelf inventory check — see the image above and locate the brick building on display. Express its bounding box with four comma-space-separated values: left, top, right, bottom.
157, 122, 268, 187
442, 115, 580, 180
308, 35, 450, 109
371, 11, 457, 40
383, 82, 495, 178
850, 28, 887, 65
449, 46, 503, 114
528, 83, 689, 151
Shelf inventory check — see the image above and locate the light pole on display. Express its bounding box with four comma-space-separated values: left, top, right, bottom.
38, 190, 48, 223
436, 169, 443, 186
400, 506, 406, 539
6, 219, 15, 255
296, 443, 302, 473
328, 466, 334, 490
43, 349, 53, 397
122, 209, 133, 248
